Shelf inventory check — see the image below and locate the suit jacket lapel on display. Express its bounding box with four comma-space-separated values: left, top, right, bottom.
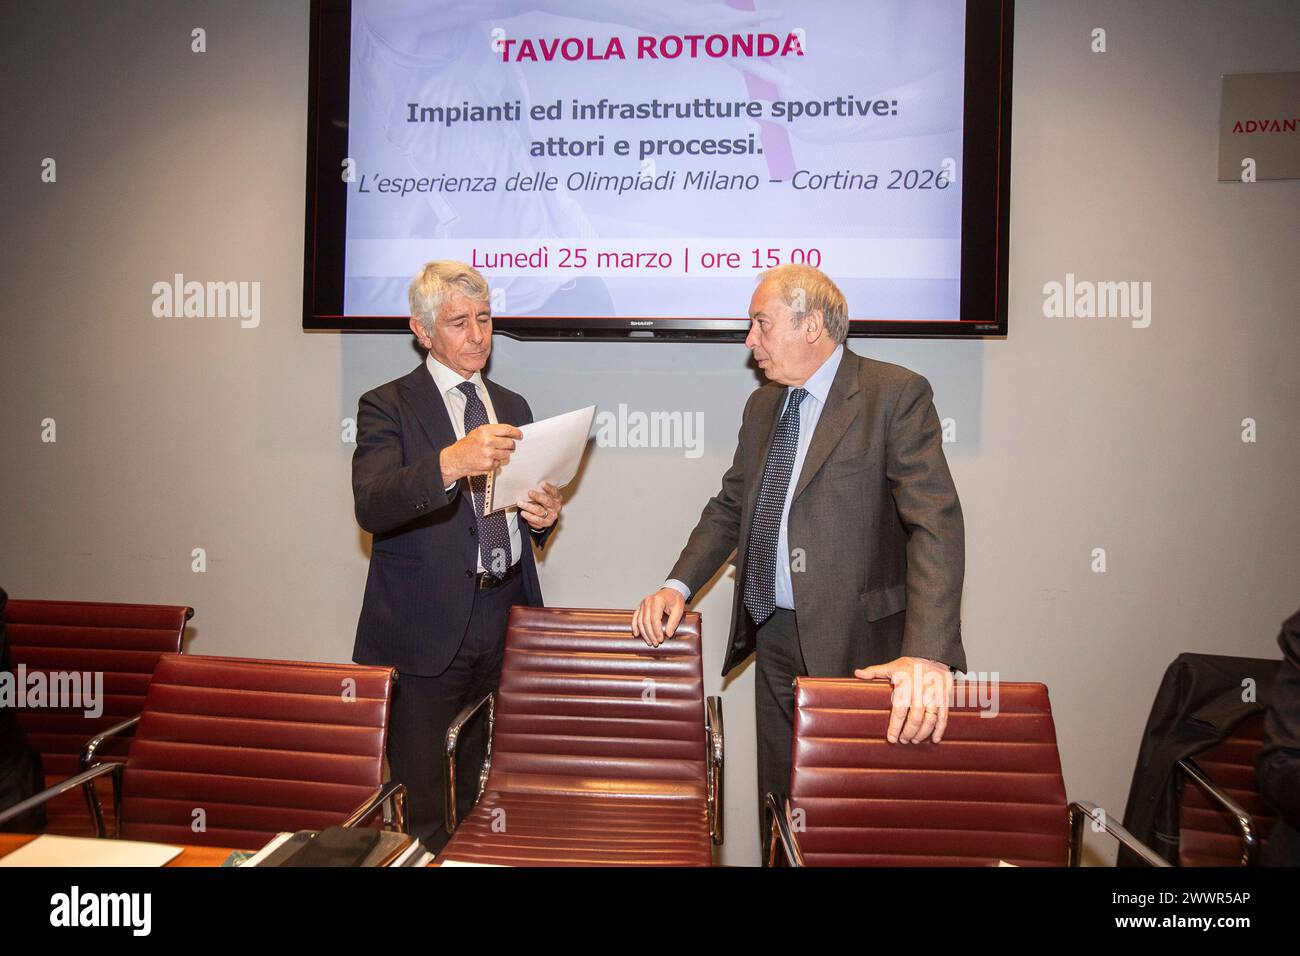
400, 365, 457, 452
791, 351, 863, 503
483, 378, 519, 425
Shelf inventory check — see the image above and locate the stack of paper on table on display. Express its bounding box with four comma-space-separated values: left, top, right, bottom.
0, 834, 181, 867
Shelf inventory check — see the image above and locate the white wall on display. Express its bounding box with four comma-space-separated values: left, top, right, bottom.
1, 0, 1297, 865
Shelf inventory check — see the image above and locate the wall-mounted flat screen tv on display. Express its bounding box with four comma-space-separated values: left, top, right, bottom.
304, 0, 1013, 338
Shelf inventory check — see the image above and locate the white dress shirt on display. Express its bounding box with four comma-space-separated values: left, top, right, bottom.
667, 344, 845, 610
425, 353, 522, 572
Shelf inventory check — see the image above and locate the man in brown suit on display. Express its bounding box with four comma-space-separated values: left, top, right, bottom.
632, 264, 966, 845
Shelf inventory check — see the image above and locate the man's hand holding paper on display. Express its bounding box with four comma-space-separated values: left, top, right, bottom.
439, 423, 522, 487
484, 405, 596, 521
516, 481, 563, 531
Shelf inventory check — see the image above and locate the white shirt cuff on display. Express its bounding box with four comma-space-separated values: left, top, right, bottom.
664, 579, 691, 601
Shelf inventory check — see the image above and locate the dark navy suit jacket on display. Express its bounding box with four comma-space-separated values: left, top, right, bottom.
351, 364, 550, 676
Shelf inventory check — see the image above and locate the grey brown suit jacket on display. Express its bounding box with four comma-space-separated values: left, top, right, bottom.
668, 349, 966, 677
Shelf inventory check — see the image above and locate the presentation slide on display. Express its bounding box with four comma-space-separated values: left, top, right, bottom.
342, 0, 968, 323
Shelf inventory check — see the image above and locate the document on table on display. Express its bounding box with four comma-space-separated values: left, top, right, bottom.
0, 834, 181, 867
238, 832, 296, 867
484, 405, 596, 516
438, 858, 507, 866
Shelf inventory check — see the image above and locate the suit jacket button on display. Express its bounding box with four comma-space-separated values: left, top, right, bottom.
465, 569, 474, 578
468, 526, 477, 536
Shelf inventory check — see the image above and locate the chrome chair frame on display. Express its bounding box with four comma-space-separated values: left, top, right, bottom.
705, 696, 725, 845
0, 721, 410, 838
79, 714, 141, 837
1176, 756, 1259, 866
443, 690, 497, 835
443, 691, 726, 845
1067, 800, 1169, 866
342, 781, 409, 833
763, 793, 805, 867
762, 794, 1168, 867
0, 771, 407, 838
0, 762, 124, 836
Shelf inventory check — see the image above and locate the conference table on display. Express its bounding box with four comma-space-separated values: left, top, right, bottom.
0, 833, 248, 867
0, 833, 441, 867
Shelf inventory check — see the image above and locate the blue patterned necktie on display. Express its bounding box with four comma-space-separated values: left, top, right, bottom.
456, 381, 513, 577
743, 387, 809, 626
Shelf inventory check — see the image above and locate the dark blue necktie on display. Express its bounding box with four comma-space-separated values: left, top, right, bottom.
456, 381, 513, 577
743, 387, 808, 627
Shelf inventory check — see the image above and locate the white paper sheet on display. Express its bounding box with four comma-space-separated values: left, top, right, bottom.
0, 834, 182, 867
237, 831, 294, 867
485, 405, 596, 515
438, 858, 507, 866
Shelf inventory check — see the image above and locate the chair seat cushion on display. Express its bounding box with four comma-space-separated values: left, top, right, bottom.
439, 790, 711, 866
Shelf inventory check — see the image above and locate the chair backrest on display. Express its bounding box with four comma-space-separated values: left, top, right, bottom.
1178, 712, 1275, 866
487, 606, 707, 800
4, 599, 190, 778
118, 654, 393, 848
789, 678, 1068, 866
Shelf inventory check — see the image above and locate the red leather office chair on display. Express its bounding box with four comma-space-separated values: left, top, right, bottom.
4, 599, 191, 836
438, 607, 723, 866
766, 678, 1165, 866
0, 654, 405, 848
1177, 713, 1275, 865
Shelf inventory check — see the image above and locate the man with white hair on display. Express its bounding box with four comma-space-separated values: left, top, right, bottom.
352, 260, 563, 850
632, 264, 966, 856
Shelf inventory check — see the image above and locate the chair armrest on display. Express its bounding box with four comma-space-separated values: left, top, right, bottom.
79, 714, 142, 838
1177, 757, 1259, 866
443, 691, 495, 834
1068, 800, 1169, 867
763, 793, 805, 867
342, 781, 408, 833
79, 714, 142, 772
0, 762, 124, 837
705, 695, 724, 845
